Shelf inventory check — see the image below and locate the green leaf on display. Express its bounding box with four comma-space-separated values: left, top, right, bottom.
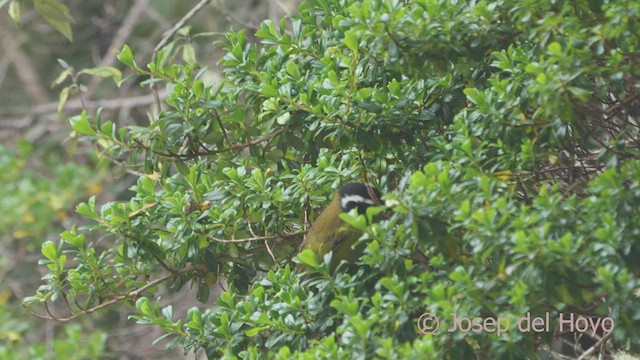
41, 241, 57, 260
162, 305, 173, 320
80, 66, 122, 84
34, 0, 74, 41
245, 326, 270, 337
276, 111, 291, 125
256, 20, 279, 42
286, 62, 301, 79
52, 68, 71, 87
100, 120, 114, 136
463, 87, 485, 106
117, 45, 139, 70
60, 229, 85, 249
136, 298, 153, 317
69, 112, 96, 136
547, 42, 562, 57
344, 30, 358, 53
261, 84, 279, 97
57, 86, 70, 115
8, 0, 21, 22
176, 162, 190, 176
295, 249, 320, 268
182, 43, 196, 64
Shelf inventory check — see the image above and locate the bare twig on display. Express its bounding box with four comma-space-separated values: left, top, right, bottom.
200, 230, 304, 244
151, 82, 162, 116
0, 90, 167, 128
148, 0, 212, 115
152, 127, 285, 159
197, 127, 286, 154
577, 330, 614, 360
152, 0, 212, 60
265, 240, 278, 266
603, 91, 640, 115
0, 46, 13, 87
213, 110, 231, 146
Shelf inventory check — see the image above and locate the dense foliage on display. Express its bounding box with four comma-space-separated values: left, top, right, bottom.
25, 0, 640, 358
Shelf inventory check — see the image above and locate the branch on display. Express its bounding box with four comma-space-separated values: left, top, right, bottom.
603, 91, 640, 115
200, 230, 304, 244
147, 0, 212, 114
0, 40, 13, 87
152, 0, 212, 60
201, 127, 285, 155
0, 90, 167, 128
22, 265, 203, 322
576, 330, 614, 360
152, 127, 285, 159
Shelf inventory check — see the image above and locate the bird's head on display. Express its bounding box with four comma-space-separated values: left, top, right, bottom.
338, 183, 382, 215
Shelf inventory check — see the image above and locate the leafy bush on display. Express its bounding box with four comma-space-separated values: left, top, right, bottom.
25, 0, 640, 358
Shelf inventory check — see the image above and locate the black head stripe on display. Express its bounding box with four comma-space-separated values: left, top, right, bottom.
339, 183, 382, 214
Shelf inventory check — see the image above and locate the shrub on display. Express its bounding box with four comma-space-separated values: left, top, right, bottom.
26, 0, 640, 358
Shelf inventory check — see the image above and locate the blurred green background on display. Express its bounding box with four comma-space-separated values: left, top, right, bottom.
0, 1, 299, 358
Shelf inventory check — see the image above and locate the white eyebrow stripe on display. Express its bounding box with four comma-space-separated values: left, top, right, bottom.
341, 195, 375, 209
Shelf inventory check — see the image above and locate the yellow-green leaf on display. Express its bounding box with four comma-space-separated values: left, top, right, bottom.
52, 68, 71, 87
57, 86, 70, 115
182, 44, 196, 64
34, 0, 74, 41
9, 0, 21, 22
81, 66, 122, 84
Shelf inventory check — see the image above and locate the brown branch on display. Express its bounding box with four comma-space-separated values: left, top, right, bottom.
0, 43, 12, 86
265, 239, 278, 266
603, 91, 640, 115
199, 230, 304, 244
151, 127, 285, 159
200, 127, 286, 155
576, 329, 614, 360
22, 265, 203, 322
506, 164, 605, 178
150, 251, 179, 275
147, 0, 212, 115
152, 0, 212, 60
213, 110, 231, 146
0, 90, 167, 128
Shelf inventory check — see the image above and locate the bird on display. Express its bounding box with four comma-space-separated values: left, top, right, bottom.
298, 182, 382, 273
